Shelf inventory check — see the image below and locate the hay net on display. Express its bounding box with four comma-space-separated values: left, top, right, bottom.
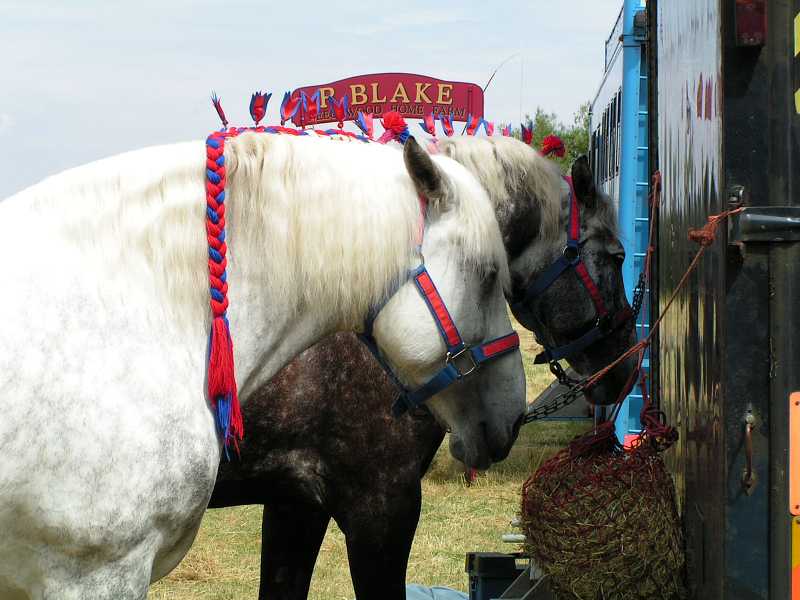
520, 398, 687, 600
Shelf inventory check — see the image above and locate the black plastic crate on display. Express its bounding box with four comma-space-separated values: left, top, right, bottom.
465, 552, 525, 600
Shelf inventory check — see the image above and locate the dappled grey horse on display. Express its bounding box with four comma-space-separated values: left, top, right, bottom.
0, 132, 529, 600
210, 145, 638, 600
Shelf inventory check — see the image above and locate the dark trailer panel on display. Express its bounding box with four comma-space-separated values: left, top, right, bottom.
649, 1, 800, 598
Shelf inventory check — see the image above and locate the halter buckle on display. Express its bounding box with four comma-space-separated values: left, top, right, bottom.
562, 243, 580, 265
596, 313, 613, 334
446, 347, 478, 378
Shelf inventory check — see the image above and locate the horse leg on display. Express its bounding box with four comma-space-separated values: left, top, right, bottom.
34, 547, 153, 600
259, 502, 330, 600
338, 484, 422, 600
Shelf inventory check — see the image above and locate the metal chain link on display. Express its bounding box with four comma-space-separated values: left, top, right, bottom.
522, 361, 586, 423
524, 385, 586, 423
630, 271, 647, 322
525, 273, 648, 424
548, 360, 579, 387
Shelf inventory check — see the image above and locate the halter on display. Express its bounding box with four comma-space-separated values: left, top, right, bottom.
510, 177, 632, 367
358, 196, 520, 417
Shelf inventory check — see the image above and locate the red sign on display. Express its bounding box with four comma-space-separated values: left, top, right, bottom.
290, 73, 484, 127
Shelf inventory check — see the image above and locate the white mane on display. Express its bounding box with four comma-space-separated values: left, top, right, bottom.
435, 136, 565, 241
1, 132, 507, 329
223, 133, 508, 324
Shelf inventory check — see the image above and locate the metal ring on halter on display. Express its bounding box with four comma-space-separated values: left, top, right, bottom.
596, 313, 614, 334
359, 265, 520, 417
513, 178, 633, 367
562, 243, 581, 264
445, 346, 479, 378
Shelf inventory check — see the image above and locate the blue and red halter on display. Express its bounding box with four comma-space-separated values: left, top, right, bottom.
355, 135, 520, 416
359, 264, 520, 417
510, 177, 632, 367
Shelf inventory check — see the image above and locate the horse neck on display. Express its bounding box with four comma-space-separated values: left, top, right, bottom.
207, 134, 425, 393
2, 141, 213, 333
4, 138, 420, 397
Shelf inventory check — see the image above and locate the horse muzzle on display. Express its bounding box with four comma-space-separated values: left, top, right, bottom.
582, 352, 639, 406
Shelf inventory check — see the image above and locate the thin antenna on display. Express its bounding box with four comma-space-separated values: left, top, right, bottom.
519, 56, 524, 126
483, 52, 519, 93
461, 52, 520, 134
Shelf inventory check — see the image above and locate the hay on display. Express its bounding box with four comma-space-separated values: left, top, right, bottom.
520, 430, 687, 600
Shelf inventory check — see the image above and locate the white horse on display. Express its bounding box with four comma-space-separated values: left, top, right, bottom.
0, 133, 526, 599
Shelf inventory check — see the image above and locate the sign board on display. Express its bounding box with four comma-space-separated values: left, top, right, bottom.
290, 73, 483, 127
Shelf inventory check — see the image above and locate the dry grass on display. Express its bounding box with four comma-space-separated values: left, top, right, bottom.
150, 319, 590, 599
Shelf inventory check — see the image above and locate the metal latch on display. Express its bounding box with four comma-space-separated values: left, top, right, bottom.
741, 407, 758, 496
728, 206, 800, 243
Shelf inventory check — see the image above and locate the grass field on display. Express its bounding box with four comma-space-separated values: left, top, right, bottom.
150, 323, 590, 599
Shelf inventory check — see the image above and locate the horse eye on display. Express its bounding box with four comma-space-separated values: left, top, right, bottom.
607, 242, 625, 264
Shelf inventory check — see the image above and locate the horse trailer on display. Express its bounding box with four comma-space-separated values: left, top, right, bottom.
481, 2, 800, 599
593, 0, 800, 597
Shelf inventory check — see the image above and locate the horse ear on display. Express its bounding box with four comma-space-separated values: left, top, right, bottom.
403, 137, 451, 207
571, 155, 597, 209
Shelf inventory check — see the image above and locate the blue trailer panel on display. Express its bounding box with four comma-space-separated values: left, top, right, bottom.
590, 0, 649, 445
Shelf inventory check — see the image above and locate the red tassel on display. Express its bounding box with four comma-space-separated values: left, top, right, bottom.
228, 390, 243, 444
208, 316, 243, 449
208, 318, 234, 399
210, 92, 229, 129
377, 111, 410, 144
542, 134, 566, 158
521, 123, 533, 145
381, 111, 407, 136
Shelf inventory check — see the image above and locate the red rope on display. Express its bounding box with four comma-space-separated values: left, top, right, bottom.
632, 372, 679, 451
573, 173, 743, 451
205, 130, 245, 453
584, 176, 742, 395
199, 120, 397, 453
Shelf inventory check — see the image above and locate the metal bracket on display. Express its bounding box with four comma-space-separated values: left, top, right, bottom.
741, 407, 758, 495
728, 206, 800, 243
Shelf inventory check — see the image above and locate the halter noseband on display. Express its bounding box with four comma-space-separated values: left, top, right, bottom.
359, 198, 520, 417
510, 177, 632, 367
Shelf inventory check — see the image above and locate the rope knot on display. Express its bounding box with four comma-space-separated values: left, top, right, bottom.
688, 226, 717, 246
688, 207, 743, 247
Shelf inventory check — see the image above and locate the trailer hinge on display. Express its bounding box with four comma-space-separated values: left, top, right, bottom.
728, 206, 800, 243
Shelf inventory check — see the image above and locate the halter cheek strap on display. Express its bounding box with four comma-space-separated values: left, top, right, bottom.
359, 265, 520, 417
358, 185, 519, 417
512, 177, 632, 366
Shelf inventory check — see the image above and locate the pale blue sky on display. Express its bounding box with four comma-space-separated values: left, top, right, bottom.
0, 0, 621, 197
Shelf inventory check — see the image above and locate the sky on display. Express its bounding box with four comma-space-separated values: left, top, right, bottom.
0, 0, 622, 198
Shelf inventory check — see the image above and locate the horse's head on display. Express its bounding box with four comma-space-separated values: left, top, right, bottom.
508, 154, 637, 405
437, 138, 637, 407
369, 139, 526, 469
564, 158, 637, 404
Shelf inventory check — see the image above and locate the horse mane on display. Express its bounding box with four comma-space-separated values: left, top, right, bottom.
3, 133, 507, 329
589, 187, 621, 238
223, 132, 508, 325
435, 136, 564, 241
